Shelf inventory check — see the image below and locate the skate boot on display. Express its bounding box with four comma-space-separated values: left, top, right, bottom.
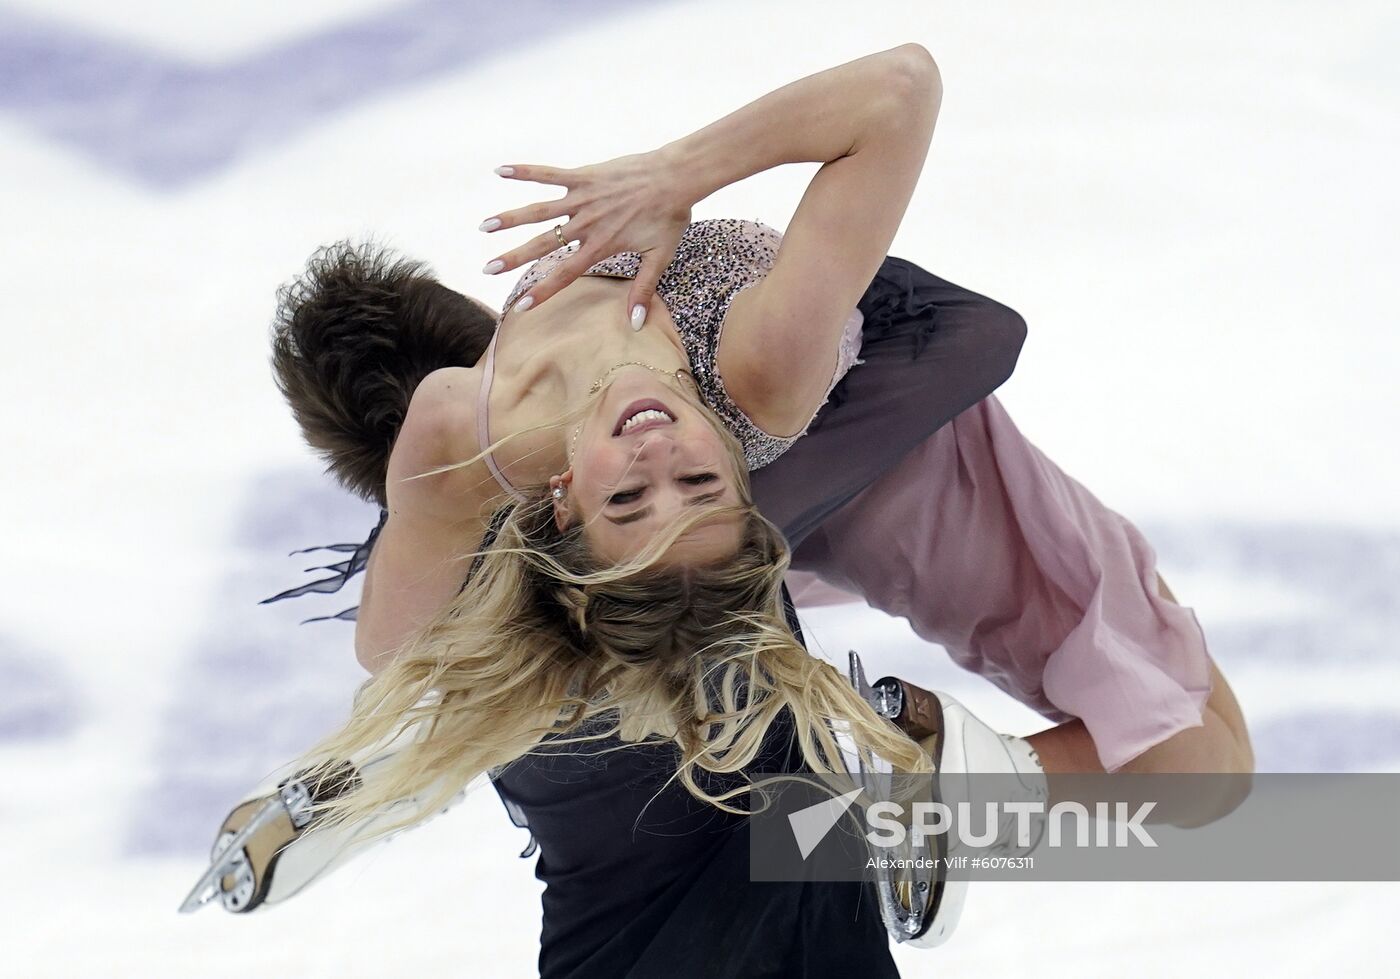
846, 652, 1048, 948
178, 709, 466, 915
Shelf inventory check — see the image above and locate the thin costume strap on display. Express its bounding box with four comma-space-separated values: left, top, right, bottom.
477, 334, 532, 505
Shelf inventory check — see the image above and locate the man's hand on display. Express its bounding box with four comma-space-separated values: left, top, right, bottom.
479, 150, 693, 328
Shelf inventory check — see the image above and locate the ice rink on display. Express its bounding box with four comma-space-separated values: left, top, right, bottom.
2, 1, 1397, 975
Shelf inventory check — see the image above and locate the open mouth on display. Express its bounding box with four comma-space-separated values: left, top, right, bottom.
613, 399, 676, 437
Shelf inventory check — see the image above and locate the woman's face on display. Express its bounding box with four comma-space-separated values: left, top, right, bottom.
558, 371, 744, 565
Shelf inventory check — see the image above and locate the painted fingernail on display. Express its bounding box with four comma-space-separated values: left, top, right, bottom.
515, 295, 534, 312
479, 217, 501, 232
494, 166, 515, 176
483, 259, 505, 274
630, 304, 647, 331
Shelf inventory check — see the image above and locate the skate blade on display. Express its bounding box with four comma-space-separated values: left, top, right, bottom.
178, 796, 292, 914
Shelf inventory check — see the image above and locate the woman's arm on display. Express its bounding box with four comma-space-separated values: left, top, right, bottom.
479, 43, 937, 342
661, 44, 935, 209
670, 44, 943, 432
354, 367, 495, 674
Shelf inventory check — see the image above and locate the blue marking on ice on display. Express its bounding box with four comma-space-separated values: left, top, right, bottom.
1250, 709, 1400, 773
123, 468, 379, 856
0, 640, 80, 741
1145, 520, 1400, 665
0, 0, 664, 189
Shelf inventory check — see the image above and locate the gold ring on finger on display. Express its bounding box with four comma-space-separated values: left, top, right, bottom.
553, 224, 567, 248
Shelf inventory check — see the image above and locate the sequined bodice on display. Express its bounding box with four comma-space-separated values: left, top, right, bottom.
499, 218, 864, 470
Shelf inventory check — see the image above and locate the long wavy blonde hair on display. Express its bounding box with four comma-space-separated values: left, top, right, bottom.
277, 376, 931, 848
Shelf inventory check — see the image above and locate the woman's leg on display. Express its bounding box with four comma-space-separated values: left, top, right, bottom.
743, 253, 1246, 777
789, 392, 1251, 775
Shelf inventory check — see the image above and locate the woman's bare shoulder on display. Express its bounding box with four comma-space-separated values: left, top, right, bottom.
387, 366, 491, 518
406, 366, 481, 425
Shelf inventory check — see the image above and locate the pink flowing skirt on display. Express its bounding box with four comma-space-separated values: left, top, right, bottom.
786, 394, 1214, 772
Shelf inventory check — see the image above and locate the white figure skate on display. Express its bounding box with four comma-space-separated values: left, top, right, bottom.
845, 651, 1048, 948
178, 696, 466, 915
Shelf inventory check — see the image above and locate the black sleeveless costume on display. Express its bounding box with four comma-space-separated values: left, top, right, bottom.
488, 557, 893, 978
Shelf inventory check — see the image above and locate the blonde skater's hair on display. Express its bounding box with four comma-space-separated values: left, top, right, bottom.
280, 380, 931, 848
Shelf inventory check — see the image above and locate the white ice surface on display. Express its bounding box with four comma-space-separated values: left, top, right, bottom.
1, 1, 1397, 976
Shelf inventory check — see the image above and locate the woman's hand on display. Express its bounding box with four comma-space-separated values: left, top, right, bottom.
479, 150, 693, 329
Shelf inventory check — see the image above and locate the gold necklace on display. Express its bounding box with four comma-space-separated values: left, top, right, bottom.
587, 361, 694, 396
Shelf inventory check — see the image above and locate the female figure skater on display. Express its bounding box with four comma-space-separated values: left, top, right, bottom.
257, 43, 1250, 976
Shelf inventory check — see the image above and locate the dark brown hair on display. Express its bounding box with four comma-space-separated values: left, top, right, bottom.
269, 241, 498, 506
